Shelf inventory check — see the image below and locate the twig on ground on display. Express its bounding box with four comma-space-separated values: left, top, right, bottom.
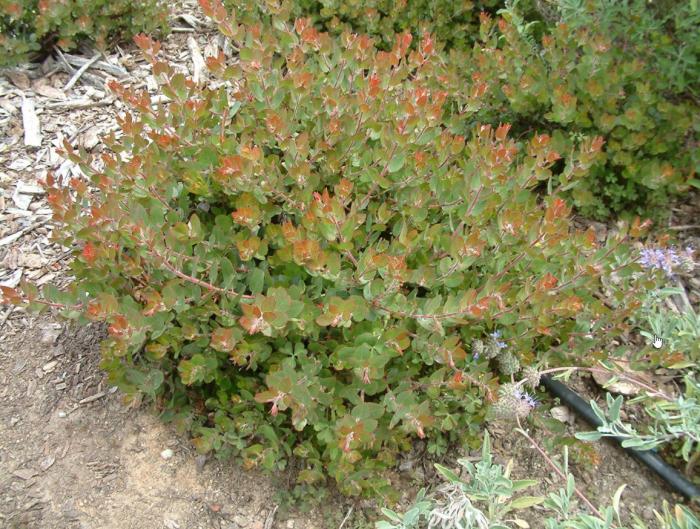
669, 225, 700, 231
44, 98, 114, 110
0, 217, 50, 247
21, 97, 42, 147
64, 53, 101, 91
0, 306, 14, 332
515, 422, 608, 522
62, 52, 129, 78
263, 505, 278, 529
54, 47, 76, 73
78, 391, 107, 405
338, 506, 354, 529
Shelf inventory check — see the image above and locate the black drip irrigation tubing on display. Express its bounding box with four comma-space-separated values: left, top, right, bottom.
541, 375, 700, 502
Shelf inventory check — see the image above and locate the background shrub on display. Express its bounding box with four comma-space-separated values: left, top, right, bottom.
0, 0, 170, 66
224, 0, 503, 51
554, 0, 700, 98
4, 1, 657, 497
466, 12, 698, 219
232, 0, 700, 219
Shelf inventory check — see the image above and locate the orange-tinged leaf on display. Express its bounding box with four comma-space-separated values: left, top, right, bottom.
211, 327, 237, 352
537, 273, 558, 291
82, 242, 98, 263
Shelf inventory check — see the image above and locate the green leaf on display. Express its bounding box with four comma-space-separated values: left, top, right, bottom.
434, 463, 460, 484
510, 495, 545, 509
608, 395, 623, 422
575, 431, 604, 442
387, 153, 406, 173
380, 508, 403, 523
511, 479, 539, 492
220, 258, 235, 289
612, 484, 626, 517
141, 369, 165, 395
248, 268, 265, 295
178, 354, 218, 385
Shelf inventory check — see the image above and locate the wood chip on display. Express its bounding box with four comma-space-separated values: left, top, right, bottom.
42, 361, 58, 373
12, 468, 38, 480
62, 53, 128, 78
176, 13, 202, 28
187, 37, 207, 85
39, 455, 56, 472
80, 126, 101, 150
11, 187, 32, 210
7, 71, 31, 90
20, 253, 46, 269
21, 98, 42, 147
64, 53, 101, 91
8, 158, 32, 171
0, 269, 22, 286
32, 79, 67, 100
78, 391, 107, 404
16, 181, 45, 195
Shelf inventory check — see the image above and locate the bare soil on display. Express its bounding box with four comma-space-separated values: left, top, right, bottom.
0, 314, 691, 529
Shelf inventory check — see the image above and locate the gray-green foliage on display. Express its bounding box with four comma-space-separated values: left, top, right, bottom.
576, 376, 700, 463
636, 286, 700, 364
377, 432, 700, 529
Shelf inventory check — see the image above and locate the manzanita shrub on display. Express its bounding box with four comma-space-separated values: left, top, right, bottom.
220, 0, 503, 52
467, 11, 698, 219
238, 0, 699, 219
3, 0, 657, 497
0, 0, 170, 66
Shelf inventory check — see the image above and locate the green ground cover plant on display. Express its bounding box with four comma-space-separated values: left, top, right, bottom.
466, 9, 697, 219
2, 0, 669, 498
237, 0, 700, 219
0, 0, 170, 66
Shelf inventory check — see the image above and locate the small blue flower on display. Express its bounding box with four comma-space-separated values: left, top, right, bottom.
489, 330, 508, 350
639, 246, 682, 277
522, 393, 538, 409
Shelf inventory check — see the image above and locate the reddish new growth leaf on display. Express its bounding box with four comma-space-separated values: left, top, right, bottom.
216, 155, 245, 180
210, 327, 237, 352
82, 242, 98, 263
537, 273, 559, 291
199, 0, 227, 22
495, 123, 511, 141
420, 31, 434, 56
1, 286, 22, 305
133, 34, 161, 57
545, 197, 569, 223
239, 304, 264, 334
108, 315, 130, 338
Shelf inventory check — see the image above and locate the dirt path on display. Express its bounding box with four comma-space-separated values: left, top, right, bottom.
0, 317, 309, 529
